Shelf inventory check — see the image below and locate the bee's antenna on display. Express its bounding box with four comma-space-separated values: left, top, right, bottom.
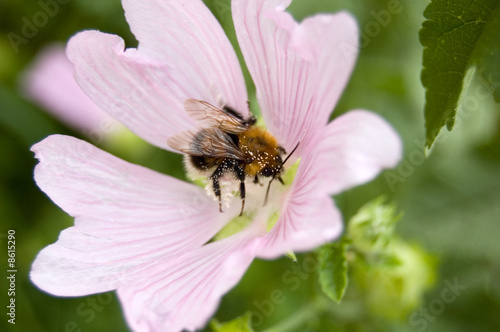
281, 141, 300, 167
263, 141, 300, 207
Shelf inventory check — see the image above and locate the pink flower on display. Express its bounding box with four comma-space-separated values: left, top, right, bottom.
21, 44, 122, 140
30, 1, 402, 331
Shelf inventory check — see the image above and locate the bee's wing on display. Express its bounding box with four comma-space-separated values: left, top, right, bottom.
184, 99, 249, 133
167, 127, 246, 160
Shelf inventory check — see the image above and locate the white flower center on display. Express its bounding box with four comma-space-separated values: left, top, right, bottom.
205, 159, 301, 241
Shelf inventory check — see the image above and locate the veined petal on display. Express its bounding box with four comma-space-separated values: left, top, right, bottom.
312, 110, 403, 195
68, 0, 250, 150
256, 149, 343, 258
118, 225, 259, 332
254, 109, 401, 257
257, 193, 342, 259
122, 0, 248, 114
67, 31, 196, 151
233, 0, 359, 152
293, 13, 359, 134
30, 135, 229, 296
21, 44, 119, 134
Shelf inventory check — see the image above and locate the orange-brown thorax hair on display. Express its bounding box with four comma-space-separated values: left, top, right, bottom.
238, 127, 282, 177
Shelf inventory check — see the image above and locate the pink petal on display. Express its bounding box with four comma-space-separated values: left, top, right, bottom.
255, 109, 401, 257
293, 13, 359, 136
233, 1, 359, 152
311, 110, 403, 195
30, 135, 230, 296
21, 44, 119, 134
123, 0, 248, 113
67, 31, 195, 151
256, 194, 343, 259
68, 0, 249, 151
256, 147, 344, 258
118, 225, 259, 332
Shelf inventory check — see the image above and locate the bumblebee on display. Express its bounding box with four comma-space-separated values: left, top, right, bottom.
167, 99, 298, 216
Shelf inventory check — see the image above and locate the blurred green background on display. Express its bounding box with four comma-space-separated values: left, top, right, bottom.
1, 0, 499, 331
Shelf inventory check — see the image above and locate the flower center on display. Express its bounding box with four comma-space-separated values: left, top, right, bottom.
211, 158, 301, 241
212, 213, 255, 241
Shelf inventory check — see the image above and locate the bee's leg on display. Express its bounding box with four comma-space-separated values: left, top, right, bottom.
277, 176, 285, 185
235, 165, 246, 216
212, 175, 223, 213
222, 105, 244, 121
211, 162, 229, 213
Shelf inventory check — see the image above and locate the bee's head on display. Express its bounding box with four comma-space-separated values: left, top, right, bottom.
263, 143, 299, 206
260, 147, 286, 178
260, 167, 275, 177
261, 165, 280, 178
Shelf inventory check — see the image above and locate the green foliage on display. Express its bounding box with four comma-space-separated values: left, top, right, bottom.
420, 0, 500, 148
347, 196, 401, 255
317, 197, 436, 321
472, 5, 500, 102
0, 85, 65, 146
317, 241, 349, 303
210, 312, 254, 332
352, 240, 437, 321
347, 198, 436, 320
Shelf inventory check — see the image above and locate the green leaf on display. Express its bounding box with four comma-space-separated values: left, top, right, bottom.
317, 241, 348, 303
471, 5, 500, 102
420, 0, 500, 148
210, 312, 254, 332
